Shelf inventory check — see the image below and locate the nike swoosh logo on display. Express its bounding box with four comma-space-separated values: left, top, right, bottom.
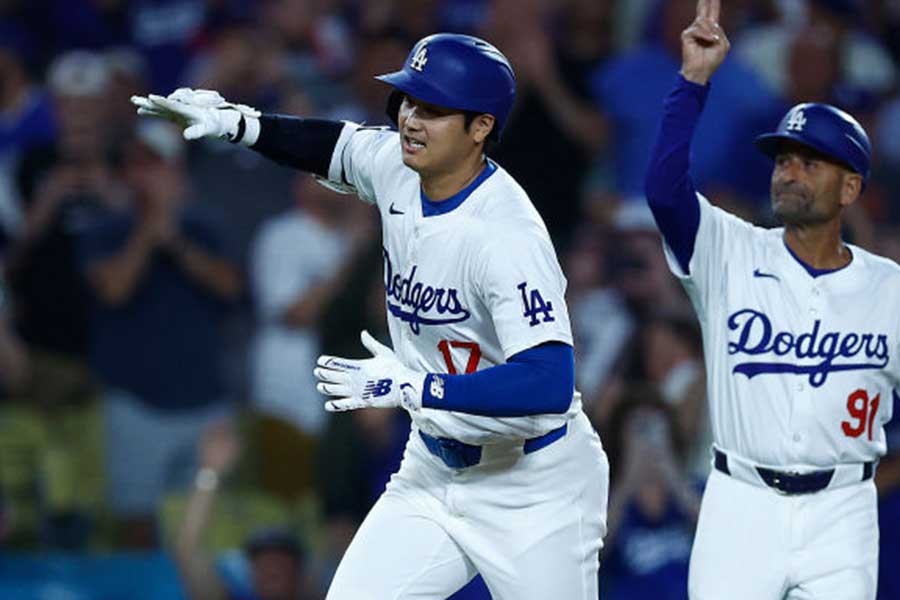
389, 203, 404, 215
753, 268, 780, 281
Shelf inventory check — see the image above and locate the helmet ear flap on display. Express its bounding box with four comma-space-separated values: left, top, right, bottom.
385, 90, 403, 126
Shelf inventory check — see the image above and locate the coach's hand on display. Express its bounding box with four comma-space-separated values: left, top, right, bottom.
314, 330, 426, 413
130, 88, 260, 141
681, 0, 730, 85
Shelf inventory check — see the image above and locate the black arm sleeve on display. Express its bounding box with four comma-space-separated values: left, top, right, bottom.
251, 115, 345, 177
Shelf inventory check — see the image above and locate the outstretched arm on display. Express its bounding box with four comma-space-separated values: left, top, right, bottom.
131, 89, 347, 179
644, 0, 730, 273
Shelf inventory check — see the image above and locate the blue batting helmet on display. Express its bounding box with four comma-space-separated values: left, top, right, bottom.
754, 103, 871, 182
375, 33, 516, 140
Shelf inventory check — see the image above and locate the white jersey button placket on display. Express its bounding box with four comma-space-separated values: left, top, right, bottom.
808, 285, 822, 317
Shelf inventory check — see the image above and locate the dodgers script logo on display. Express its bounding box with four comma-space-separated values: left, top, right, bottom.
383, 249, 471, 334
727, 309, 889, 387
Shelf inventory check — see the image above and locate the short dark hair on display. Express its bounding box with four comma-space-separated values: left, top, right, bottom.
243, 527, 304, 561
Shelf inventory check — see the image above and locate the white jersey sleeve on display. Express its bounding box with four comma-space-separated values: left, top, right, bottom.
474, 221, 573, 358
322, 123, 401, 206
662, 193, 758, 315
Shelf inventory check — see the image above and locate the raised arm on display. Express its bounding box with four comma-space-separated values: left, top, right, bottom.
644, 0, 730, 273
172, 420, 241, 600
131, 89, 347, 179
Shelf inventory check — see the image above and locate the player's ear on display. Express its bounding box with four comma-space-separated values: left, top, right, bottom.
839, 171, 863, 207
469, 114, 495, 144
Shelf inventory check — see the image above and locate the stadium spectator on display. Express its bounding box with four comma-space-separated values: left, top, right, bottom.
488, 0, 609, 250
9, 51, 122, 363
564, 224, 634, 407
602, 386, 699, 600
641, 312, 709, 480
249, 175, 375, 499
173, 419, 320, 600
0, 28, 56, 240
736, 0, 896, 109
105, 48, 151, 140
80, 120, 241, 547
609, 210, 686, 321
0, 51, 122, 549
324, 35, 409, 124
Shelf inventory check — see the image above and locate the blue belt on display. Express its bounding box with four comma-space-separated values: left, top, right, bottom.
713, 449, 874, 495
419, 424, 568, 469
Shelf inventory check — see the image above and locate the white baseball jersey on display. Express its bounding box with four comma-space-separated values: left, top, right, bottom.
323, 123, 580, 444
665, 194, 899, 469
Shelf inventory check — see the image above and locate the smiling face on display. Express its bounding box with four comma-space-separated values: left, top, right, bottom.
397, 94, 494, 178
770, 140, 862, 226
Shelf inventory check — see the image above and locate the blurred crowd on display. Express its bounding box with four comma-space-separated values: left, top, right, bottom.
0, 0, 899, 599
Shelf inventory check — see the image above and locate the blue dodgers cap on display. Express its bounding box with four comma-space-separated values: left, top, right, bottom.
754, 103, 871, 181
375, 33, 517, 139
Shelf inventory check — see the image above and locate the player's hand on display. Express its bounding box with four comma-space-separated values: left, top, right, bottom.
314, 330, 426, 413
680, 0, 730, 85
130, 88, 260, 141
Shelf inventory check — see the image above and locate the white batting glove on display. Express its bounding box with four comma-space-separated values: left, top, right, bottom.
130, 88, 260, 142
314, 330, 426, 413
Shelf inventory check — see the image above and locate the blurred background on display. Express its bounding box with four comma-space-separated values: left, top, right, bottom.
0, 0, 898, 598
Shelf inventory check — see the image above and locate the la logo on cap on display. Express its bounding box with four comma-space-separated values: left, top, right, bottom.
411, 45, 428, 72
786, 108, 807, 132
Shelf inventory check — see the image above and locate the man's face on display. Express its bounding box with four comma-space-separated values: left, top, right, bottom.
397, 95, 488, 178
250, 551, 300, 600
123, 143, 185, 208
770, 141, 857, 226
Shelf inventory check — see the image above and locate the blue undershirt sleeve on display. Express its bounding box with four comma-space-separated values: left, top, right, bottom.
644, 75, 710, 274
251, 115, 344, 177
421, 342, 574, 417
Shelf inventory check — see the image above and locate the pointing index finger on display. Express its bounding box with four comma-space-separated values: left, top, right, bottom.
696, 0, 710, 19
709, 0, 720, 22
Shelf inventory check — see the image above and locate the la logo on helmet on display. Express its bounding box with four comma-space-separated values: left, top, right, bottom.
786, 108, 807, 132
411, 45, 428, 72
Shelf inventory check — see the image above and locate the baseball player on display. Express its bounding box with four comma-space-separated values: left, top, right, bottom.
644, 1, 897, 598
133, 34, 609, 599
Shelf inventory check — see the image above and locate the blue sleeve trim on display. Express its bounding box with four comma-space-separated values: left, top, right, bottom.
421, 342, 574, 417
644, 75, 708, 273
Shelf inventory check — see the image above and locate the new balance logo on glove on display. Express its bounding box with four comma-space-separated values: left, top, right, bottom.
363, 379, 394, 399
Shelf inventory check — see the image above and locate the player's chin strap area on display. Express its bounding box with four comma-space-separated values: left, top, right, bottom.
712, 447, 876, 495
